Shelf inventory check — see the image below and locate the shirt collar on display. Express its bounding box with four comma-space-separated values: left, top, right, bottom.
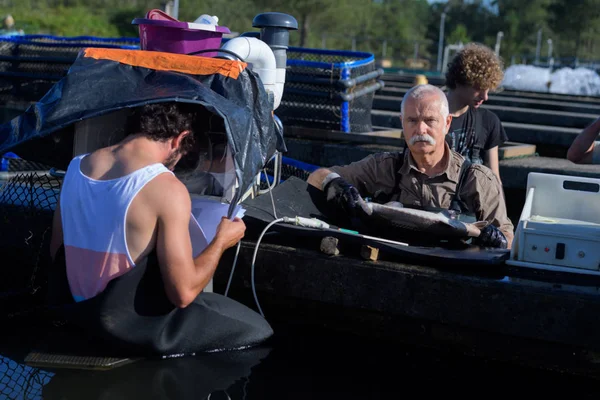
399, 142, 463, 183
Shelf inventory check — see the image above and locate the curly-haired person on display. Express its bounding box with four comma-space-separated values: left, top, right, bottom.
48, 102, 273, 355
444, 43, 508, 182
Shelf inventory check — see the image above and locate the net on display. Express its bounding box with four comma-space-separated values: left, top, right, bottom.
260, 156, 318, 190
0, 170, 61, 318
0, 354, 54, 400
0, 35, 139, 104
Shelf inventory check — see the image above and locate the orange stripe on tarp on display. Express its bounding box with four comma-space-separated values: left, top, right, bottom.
83, 48, 247, 79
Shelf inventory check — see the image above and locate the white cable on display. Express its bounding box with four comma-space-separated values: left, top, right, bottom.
276, 151, 283, 184
249, 168, 280, 314
224, 241, 241, 297
250, 216, 331, 317
265, 168, 278, 219
273, 151, 281, 186
282, 216, 330, 229
257, 152, 279, 195
251, 217, 285, 317
225, 167, 279, 298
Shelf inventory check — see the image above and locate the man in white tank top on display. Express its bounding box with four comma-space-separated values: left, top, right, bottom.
49, 102, 246, 308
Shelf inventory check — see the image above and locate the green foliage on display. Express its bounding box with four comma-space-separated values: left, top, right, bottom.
447, 23, 470, 45
110, 7, 147, 37
4, 5, 119, 36
548, 0, 600, 58
492, 0, 553, 60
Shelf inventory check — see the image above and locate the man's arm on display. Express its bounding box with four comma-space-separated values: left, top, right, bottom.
481, 111, 506, 183
463, 165, 514, 249
306, 153, 400, 198
567, 117, 600, 164
50, 197, 63, 261
307, 168, 334, 191
155, 176, 245, 308
484, 146, 501, 183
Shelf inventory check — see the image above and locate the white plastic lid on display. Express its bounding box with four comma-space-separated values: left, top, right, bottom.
194, 14, 219, 25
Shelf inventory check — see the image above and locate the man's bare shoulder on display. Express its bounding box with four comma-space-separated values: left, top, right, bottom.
141, 173, 191, 215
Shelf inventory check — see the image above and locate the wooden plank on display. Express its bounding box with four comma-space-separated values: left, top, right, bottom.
499, 142, 537, 160
360, 245, 380, 261
356, 129, 403, 139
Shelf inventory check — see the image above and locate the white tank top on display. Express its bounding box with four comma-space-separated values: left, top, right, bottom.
60, 154, 172, 302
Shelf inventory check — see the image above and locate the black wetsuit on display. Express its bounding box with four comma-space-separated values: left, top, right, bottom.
48, 246, 273, 357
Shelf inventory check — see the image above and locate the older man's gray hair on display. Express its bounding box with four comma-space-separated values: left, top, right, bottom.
400, 84, 449, 118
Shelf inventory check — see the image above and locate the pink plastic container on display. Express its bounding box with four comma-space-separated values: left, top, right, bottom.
132, 11, 230, 58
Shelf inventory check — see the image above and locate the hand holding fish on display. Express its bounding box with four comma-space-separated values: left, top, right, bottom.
324, 177, 372, 218
472, 224, 508, 249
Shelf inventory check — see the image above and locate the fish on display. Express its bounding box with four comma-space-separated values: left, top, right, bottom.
366, 201, 489, 239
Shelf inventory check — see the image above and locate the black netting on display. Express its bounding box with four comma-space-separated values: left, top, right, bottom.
278, 50, 382, 133
277, 82, 377, 133
0, 354, 54, 399
259, 158, 312, 190
0, 39, 138, 59
0, 170, 61, 318
286, 63, 376, 82
286, 50, 365, 63
0, 78, 57, 105
0, 171, 61, 215
4, 158, 53, 172
286, 50, 375, 79
0, 37, 138, 104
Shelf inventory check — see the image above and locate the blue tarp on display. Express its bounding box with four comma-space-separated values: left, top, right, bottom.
0, 50, 286, 214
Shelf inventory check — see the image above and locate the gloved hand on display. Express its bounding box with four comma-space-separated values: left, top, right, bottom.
324, 177, 372, 218
473, 224, 508, 249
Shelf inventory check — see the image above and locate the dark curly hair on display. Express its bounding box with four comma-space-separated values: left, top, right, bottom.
125, 102, 201, 154
445, 43, 504, 90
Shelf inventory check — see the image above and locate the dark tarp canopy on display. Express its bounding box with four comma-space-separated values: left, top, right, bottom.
0, 48, 286, 214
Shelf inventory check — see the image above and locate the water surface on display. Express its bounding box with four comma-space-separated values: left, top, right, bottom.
2, 322, 600, 399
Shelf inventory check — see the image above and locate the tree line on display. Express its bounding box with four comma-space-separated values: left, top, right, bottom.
1, 0, 599, 68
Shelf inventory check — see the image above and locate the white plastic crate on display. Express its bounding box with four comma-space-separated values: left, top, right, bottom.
506, 172, 600, 275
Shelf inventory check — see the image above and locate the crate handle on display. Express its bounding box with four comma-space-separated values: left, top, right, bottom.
562, 180, 600, 193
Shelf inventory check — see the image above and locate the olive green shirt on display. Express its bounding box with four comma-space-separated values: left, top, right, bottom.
330, 145, 514, 246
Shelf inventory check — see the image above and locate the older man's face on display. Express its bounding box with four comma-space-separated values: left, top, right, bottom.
401, 94, 452, 156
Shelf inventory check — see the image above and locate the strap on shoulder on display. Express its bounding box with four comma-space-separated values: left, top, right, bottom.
449, 158, 473, 214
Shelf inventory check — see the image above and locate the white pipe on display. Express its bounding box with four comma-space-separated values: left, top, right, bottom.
218, 37, 283, 109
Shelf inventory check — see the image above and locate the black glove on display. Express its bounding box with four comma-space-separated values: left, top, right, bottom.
473, 224, 508, 249
324, 177, 371, 218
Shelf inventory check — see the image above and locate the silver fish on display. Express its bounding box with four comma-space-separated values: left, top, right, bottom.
366, 201, 488, 239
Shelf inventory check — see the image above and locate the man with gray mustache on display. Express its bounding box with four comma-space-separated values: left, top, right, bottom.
409, 134, 436, 146
307, 84, 514, 249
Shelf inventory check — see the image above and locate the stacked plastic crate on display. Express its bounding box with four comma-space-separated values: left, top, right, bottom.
277, 47, 384, 133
